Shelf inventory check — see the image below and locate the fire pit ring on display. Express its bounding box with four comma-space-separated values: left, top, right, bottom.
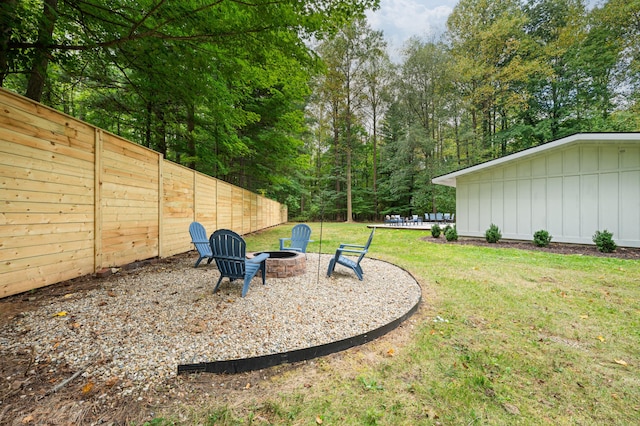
247, 251, 306, 278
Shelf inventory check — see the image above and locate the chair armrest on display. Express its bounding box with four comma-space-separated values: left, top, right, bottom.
339, 243, 365, 249
279, 237, 291, 242
336, 248, 365, 256
247, 253, 269, 264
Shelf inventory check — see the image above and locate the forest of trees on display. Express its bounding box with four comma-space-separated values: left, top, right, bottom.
3, 0, 640, 221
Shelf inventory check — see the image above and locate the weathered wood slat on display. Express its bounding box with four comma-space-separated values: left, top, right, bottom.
1, 200, 93, 214
0, 140, 93, 172
0, 127, 94, 162
0, 239, 94, 262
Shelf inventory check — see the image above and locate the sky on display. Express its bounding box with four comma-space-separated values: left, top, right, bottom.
366, 0, 603, 63
366, 0, 459, 62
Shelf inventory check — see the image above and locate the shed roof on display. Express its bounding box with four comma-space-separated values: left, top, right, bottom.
432, 132, 640, 187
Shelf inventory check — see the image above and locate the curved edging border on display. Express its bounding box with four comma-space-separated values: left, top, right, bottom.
178, 261, 422, 375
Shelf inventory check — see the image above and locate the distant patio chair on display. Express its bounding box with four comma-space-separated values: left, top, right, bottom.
209, 229, 269, 297
279, 224, 313, 253
189, 222, 214, 268
326, 229, 375, 281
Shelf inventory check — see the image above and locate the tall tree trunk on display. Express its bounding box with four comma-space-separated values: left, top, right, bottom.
0, 0, 18, 86
346, 144, 352, 222
25, 0, 58, 102
186, 103, 196, 169
372, 109, 378, 218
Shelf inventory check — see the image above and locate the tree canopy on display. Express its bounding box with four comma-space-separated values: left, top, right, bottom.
3, 0, 639, 221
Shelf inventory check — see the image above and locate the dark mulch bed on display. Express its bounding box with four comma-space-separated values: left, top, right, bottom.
423, 236, 640, 260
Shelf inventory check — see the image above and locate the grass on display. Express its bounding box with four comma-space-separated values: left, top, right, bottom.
151, 222, 640, 425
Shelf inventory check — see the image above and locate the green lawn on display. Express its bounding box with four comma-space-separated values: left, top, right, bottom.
155, 222, 640, 425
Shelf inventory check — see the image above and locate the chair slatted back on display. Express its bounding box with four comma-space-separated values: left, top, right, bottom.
189, 222, 212, 256
290, 224, 312, 252
210, 229, 246, 280
356, 228, 375, 265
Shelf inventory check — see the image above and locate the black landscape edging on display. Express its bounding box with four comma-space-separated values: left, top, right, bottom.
177, 294, 421, 375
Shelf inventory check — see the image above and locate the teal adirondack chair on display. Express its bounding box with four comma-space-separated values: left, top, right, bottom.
189, 222, 214, 268
209, 229, 269, 297
326, 228, 375, 281
279, 224, 313, 253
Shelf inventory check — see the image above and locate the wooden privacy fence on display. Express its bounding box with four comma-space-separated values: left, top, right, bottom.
0, 88, 287, 298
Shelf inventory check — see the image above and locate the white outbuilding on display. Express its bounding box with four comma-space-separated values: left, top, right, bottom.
432, 133, 640, 248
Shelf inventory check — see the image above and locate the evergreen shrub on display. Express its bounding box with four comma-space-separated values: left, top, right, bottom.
485, 223, 502, 243
533, 230, 552, 247
592, 230, 617, 253
445, 225, 458, 242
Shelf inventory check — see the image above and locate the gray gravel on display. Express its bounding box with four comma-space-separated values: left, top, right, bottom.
0, 253, 420, 394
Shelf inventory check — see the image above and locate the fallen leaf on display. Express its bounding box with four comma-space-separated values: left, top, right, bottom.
614, 359, 628, 366
52, 311, 68, 317
106, 377, 119, 387
597, 335, 605, 342
430, 329, 436, 335
580, 315, 589, 319
245, 382, 251, 389
315, 416, 323, 424
386, 348, 395, 357
82, 381, 94, 394
21, 415, 34, 424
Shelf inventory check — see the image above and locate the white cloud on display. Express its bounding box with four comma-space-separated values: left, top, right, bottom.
366, 0, 457, 61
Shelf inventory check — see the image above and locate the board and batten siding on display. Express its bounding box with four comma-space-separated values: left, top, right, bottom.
0, 88, 287, 299
454, 141, 640, 247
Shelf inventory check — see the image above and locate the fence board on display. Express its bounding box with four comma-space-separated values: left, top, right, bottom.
194, 173, 217, 232
0, 88, 286, 298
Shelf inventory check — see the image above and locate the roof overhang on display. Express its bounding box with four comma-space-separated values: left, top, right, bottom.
432, 133, 640, 188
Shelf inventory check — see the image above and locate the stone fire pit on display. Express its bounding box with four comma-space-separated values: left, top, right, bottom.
248, 251, 306, 278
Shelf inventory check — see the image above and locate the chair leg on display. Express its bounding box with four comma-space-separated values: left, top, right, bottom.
353, 265, 363, 281
242, 278, 251, 298
213, 275, 224, 293
327, 258, 336, 277
194, 256, 204, 268
260, 260, 267, 285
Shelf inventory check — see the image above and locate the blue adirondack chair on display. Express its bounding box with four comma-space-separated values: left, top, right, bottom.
279, 224, 313, 253
326, 229, 375, 281
189, 222, 214, 268
209, 229, 269, 297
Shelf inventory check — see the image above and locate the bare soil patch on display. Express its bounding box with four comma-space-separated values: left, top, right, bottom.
423, 236, 640, 260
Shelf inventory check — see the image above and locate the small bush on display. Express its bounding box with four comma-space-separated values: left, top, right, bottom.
533, 230, 552, 247
485, 223, 502, 243
445, 225, 458, 242
593, 230, 617, 253
431, 224, 441, 238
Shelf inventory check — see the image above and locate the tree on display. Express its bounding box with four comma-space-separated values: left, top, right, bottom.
316, 18, 386, 221
361, 40, 393, 217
